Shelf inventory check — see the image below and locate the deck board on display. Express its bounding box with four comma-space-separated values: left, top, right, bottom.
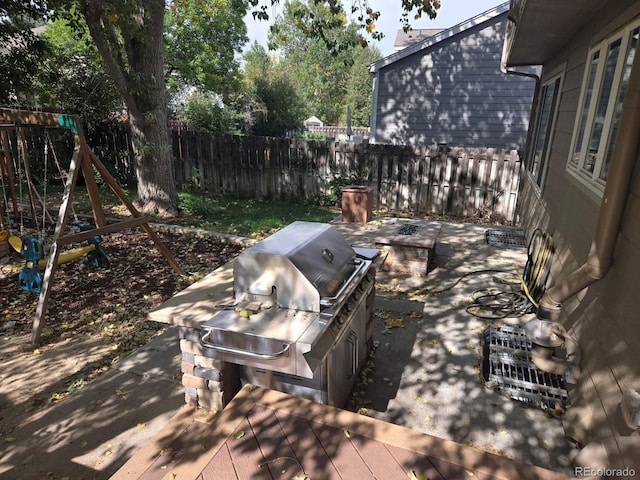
227, 417, 274, 479
249, 405, 301, 478
308, 420, 374, 478
385, 443, 446, 480
113, 386, 574, 480
350, 431, 427, 479
273, 409, 341, 479
429, 456, 494, 479
200, 444, 236, 480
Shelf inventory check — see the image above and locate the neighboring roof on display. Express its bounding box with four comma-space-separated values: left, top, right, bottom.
304, 116, 323, 127
393, 28, 445, 50
502, 0, 606, 67
370, 2, 510, 73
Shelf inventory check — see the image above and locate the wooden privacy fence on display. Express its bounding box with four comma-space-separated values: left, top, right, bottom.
172, 131, 522, 222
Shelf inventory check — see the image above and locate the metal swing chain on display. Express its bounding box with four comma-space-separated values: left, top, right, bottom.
42, 131, 48, 239
15, 129, 25, 236
0, 154, 12, 231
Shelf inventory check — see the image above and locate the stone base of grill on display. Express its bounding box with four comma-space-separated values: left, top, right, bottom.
179, 329, 241, 411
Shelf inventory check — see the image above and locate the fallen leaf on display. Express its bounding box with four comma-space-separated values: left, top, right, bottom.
116, 389, 131, 398
234, 430, 245, 439
407, 470, 427, 480
33, 348, 41, 355
385, 318, 405, 329
137, 423, 146, 429
466, 469, 475, 476
4, 437, 16, 443
343, 429, 351, 438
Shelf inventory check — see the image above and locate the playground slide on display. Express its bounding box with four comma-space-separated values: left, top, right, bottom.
9, 236, 96, 267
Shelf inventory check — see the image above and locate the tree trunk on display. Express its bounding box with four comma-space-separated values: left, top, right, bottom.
82, 0, 178, 215
129, 107, 178, 216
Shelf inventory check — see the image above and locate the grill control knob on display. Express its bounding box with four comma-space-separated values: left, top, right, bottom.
335, 314, 345, 326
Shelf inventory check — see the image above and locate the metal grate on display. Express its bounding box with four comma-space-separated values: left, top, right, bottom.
398, 224, 420, 235
481, 325, 568, 409
485, 229, 527, 248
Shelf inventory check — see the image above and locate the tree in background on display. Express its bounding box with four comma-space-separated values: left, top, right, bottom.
165, 0, 248, 134
74, 0, 248, 215
0, 0, 51, 104
242, 43, 306, 137
74, 0, 176, 215
4, 0, 440, 214
181, 91, 242, 134
34, 20, 124, 130
250, 0, 441, 53
164, 0, 247, 99
249, 0, 382, 129
343, 45, 381, 127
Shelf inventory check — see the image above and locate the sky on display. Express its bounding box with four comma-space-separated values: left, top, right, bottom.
243, 0, 506, 57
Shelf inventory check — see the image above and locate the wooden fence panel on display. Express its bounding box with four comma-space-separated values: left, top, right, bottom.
171, 131, 522, 222
10, 127, 522, 222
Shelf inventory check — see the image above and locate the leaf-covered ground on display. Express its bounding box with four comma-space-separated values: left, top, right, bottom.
0, 229, 243, 435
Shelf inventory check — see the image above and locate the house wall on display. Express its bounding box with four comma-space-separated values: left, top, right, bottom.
516, 0, 640, 471
371, 14, 536, 149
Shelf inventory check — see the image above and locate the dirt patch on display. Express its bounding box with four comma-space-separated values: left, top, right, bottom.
0, 229, 242, 438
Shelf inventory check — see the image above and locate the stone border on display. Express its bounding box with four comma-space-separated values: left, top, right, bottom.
148, 222, 258, 248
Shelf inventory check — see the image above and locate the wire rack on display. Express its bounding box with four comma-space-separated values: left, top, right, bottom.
485, 229, 527, 248
481, 325, 568, 409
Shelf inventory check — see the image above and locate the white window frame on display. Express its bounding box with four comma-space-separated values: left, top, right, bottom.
567, 18, 640, 195
527, 72, 563, 190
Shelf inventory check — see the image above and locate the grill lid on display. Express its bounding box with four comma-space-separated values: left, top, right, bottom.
234, 222, 357, 311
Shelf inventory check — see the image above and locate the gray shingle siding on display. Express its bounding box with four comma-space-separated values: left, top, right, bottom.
371, 12, 536, 149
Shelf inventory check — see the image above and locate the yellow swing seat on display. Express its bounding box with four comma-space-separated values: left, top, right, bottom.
9, 235, 96, 267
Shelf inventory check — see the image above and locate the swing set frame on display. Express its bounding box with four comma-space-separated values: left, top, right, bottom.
0, 107, 184, 345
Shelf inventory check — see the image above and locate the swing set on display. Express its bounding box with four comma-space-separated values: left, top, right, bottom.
0, 107, 184, 345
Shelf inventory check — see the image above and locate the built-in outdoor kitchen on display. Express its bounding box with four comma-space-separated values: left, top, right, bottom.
148, 180, 443, 411
149, 221, 379, 411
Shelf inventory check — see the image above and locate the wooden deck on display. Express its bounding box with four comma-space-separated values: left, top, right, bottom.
113, 385, 572, 480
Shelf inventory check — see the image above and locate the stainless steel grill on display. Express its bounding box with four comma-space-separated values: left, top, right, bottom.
199, 221, 375, 407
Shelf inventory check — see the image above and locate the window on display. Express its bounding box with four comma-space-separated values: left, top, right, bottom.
568, 21, 640, 191
528, 75, 562, 188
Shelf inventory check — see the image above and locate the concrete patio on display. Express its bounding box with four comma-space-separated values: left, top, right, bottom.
331, 217, 575, 475
0, 217, 578, 478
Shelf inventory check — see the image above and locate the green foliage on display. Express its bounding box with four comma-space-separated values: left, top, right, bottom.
164, 0, 248, 97
242, 44, 306, 137
269, 0, 380, 126
0, 0, 52, 104
321, 168, 371, 207
181, 90, 242, 135
343, 45, 381, 127
177, 192, 335, 238
248, 0, 441, 52
292, 131, 327, 141
32, 19, 124, 129
241, 1, 382, 135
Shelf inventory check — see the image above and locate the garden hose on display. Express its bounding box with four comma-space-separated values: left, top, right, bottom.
422, 228, 554, 320
465, 228, 554, 320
